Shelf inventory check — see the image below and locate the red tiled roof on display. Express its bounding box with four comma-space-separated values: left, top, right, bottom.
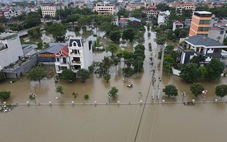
119, 18, 128, 22
174, 21, 183, 25
55, 45, 68, 57
61, 45, 68, 57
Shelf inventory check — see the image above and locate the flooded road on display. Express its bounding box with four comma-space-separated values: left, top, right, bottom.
1, 27, 227, 142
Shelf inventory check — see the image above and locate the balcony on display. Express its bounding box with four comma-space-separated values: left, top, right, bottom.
71, 60, 81, 64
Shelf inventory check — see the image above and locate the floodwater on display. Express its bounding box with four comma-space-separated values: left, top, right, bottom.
1, 27, 227, 142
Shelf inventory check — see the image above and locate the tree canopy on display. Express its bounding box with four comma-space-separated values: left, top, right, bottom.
108, 87, 118, 98
61, 69, 74, 82
215, 84, 227, 98
190, 83, 204, 97
180, 63, 200, 83
205, 58, 225, 80
77, 69, 90, 83
163, 85, 178, 97
27, 66, 47, 83
122, 28, 134, 42
46, 23, 66, 40
106, 44, 119, 57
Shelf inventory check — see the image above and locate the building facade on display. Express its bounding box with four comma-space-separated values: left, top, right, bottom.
55, 37, 93, 74
93, 2, 115, 15
142, 7, 160, 18
189, 11, 212, 37
41, 4, 65, 18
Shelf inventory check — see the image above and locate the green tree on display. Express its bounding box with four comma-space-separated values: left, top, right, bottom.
163, 55, 174, 73
156, 3, 171, 11
37, 42, 43, 49
0, 91, 11, 101
27, 66, 47, 83
108, 87, 118, 98
180, 63, 200, 83
223, 38, 227, 46
117, 9, 129, 17
24, 12, 41, 28
47, 23, 66, 40
106, 44, 119, 57
56, 85, 64, 94
198, 66, 207, 78
190, 83, 204, 97
205, 58, 225, 80
84, 94, 89, 100
104, 73, 111, 82
77, 69, 90, 83
28, 27, 41, 39
163, 85, 178, 97
122, 28, 134, 42
0, 24, 4, 33
156, 36, 166, 45
109, 30, 121, 43
215, 84, 227, 98
61, 69, 74, 82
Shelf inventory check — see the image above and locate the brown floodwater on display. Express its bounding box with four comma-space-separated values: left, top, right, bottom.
0, 27, 227, 142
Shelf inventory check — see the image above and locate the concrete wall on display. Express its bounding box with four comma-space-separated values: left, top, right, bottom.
3, 57, 37, 79
172, 67, 181, 76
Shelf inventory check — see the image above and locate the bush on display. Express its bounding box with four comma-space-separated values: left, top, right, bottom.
0, 91, 11, 100
84, 94, 89, 100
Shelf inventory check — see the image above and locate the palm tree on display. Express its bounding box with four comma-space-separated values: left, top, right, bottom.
106, 44, 119, 58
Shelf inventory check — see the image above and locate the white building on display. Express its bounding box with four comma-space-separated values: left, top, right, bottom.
0, 33, 23, 69
41, 4, 65, 18
93, 2, 115, 15
55, 37, 93, 74
158, 11, 170, 25
172, 21, 184, 31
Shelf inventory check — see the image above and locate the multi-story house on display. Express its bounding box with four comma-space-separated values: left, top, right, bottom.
172, 21, 184, 31
142, 7, 160, 18
55, 37, 93, 75
157, 11, 170, 26
189, 11, 212, 37
178, 35, 227, 64
208, 21, 227, 44
93, 2, 115, 15
41, 4, 65, 18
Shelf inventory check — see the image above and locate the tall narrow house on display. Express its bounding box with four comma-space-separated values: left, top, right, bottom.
55, 37, 93, 75
189, 11, 212, 36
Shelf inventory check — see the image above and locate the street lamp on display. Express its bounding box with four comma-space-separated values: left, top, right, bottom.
108, 93, 111, 104
202, 90, 208, 103
181, 92, 186, 103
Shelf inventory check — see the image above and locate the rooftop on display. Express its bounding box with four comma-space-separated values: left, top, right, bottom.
185, 35, 224, 47
39, 43, 67, 54
194, 11, 211, 15
0, 33, 17, 40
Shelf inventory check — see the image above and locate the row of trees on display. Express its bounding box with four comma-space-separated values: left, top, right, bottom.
180, 58, 225, 83
163, 84, 227, 98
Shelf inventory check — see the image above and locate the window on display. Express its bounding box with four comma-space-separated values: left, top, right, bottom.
199, 20, 210, 24
198, 27, 209, 31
